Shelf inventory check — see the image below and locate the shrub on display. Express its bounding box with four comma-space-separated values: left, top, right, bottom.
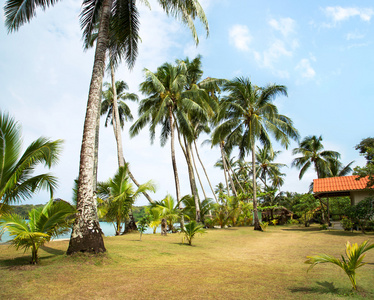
260, 222, 269, 231
341, 218, 354, 231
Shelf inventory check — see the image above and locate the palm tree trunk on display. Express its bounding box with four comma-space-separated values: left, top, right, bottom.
110, 63, 125, 167
220, 142, 231, 197
169, 108, 182, 213
191, 144, 207, 200
122, 157, 154, 203
93, 85, 102, 193
223, 152, 244, 194
193, 140, 218, 202
185, 140, 201, 222
252, 142, 262, 231
67, 0, 111, 255
224, 155, 237, 197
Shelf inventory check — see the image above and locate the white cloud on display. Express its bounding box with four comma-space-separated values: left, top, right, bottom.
269, 17, 296, 37
346, 31, 365, 40
295, 59, 316, 79
229, 25, 252, 51
324, 6, 374, 22
255, 39, 292, 68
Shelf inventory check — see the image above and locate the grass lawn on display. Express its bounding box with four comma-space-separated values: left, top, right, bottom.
1, 225, 373, 299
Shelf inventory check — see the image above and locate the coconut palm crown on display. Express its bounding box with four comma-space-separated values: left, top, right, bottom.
0, 112, 62, 215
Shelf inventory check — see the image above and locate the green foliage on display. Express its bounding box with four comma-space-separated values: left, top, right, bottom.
271, 219, 278, 226
0, 199, 75, 264
292, 194, 318, 227
305, 240, 374, 290
353, 137, 374, 188
260, 222, 269, 231
341, 218, 354, 231
181, 221, 206, 245
347, 196, 374, 233
320, 223, 328, 230
292, 135, 340, 179
287, 219, 299, 225
137, 215, 150, 241
0, 112, 62, 215
97, 165, 155, 235
150, 195, 181, 232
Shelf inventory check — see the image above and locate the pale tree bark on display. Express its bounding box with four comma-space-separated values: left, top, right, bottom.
191, 144, 207, 200
252, 142, 262, 231
168, 107, 184, 227
109, 64, 154, 207
220, 142, 231, 197
93, 85, 102, 193
67, 0, 112, 254
223, 152, 245, 194
223, 154, 238, 197
193, 140, 218, 203
110, 63, 125, 168
185, 140, 201, 222
175, 124, 201, 222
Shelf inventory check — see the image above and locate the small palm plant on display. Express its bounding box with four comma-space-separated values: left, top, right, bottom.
182, 221, 206, 246
0, 199, 75, 264
137, 216, 150, 241
305, 240, 374, 290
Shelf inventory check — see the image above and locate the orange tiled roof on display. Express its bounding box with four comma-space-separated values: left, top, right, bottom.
313, 175, 371, 193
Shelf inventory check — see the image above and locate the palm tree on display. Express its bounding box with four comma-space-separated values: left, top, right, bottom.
5, 0, 208, 254
0, 199, 75, 264
305, 240, 374, 290
0, 112, 62, 215
181, 220, 206, 245
292, 135, 340, 179
255, 146, 286, 189
212, 77, 299, 230
151, 195, 181, 232
96, 164, 155, 235
101, 80, 138, 163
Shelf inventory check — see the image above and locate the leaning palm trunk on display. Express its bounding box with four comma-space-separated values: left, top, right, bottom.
252, 142, 262, 231
186, 141, 201, 222
93, 85, 102, 192
223, 152, 245, 194
220, 142, 231, 197
223, 154, 238, 196
67, 0, 112, 255
110, 63, 125, 168
191, 144, 208, 200
168, 108, 183, 227
109, 66, 154, 204
194, 140, 218, 202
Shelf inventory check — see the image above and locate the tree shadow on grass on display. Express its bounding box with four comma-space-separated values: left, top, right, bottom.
282, 227, 374, 237
40, 245, 65, 256
290, 281, 339, 295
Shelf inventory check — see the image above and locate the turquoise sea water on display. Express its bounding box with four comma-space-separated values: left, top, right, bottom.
0, 222, 157, 244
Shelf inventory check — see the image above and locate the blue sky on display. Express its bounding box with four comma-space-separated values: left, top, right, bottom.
0, 0, 372, 206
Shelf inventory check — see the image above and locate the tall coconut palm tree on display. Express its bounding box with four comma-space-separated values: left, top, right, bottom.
101, 81, 138, 164
212, 77, 299, 230
4, 0, 209, 254
131, 62, 208, 222
96, 164, 155, 235
292, 135, 340, 179
0, 112, 62, 216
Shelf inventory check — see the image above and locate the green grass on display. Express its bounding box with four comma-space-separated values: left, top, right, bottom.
1, 225, 373, 299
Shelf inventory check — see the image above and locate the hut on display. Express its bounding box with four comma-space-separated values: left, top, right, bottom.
261, 207, 293, 225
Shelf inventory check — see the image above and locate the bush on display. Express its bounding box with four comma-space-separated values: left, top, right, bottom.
260, 222, 269, 231
287, 219, 299, 225
341, 218, 353, 231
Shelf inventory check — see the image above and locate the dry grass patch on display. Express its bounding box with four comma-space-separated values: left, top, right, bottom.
0, 225, 373, 299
